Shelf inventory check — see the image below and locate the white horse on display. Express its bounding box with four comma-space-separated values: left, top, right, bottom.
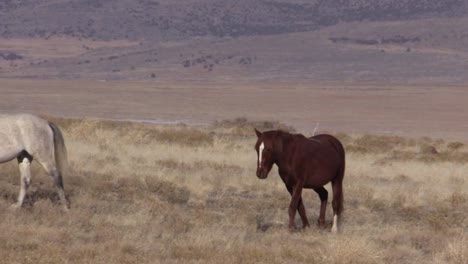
0, 114, 68, 210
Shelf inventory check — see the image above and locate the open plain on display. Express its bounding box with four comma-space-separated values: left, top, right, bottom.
1, 79, 468, 140
0, 114, 467, 263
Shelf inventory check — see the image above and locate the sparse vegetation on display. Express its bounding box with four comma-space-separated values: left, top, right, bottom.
213, 117, 296, 136
181, 53, 233, 71
0, 51, 23, 60
0, 117, 466, 263
239, 57, 254, 65
2, 0, 464, 40
329, 35, 422, 46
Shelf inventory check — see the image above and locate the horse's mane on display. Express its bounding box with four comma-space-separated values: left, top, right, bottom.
276, 130, 306, 140
276, 130, 321, 144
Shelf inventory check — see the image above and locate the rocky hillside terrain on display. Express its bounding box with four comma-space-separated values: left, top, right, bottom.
1, 0, 467, 83
1, 0, 466, 40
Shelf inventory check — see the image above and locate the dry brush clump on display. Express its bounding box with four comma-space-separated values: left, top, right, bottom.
0, 117, 467, 263
44, 115, 214, 147
342, 133, 468, 165
213, 117, 296, 137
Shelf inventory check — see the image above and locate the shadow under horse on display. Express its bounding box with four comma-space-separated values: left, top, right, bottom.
254, 129, 345, 232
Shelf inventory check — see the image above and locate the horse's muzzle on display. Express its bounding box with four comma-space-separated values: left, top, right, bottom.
256, 169, 268, 179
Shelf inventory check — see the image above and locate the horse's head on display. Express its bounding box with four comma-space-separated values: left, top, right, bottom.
254, 129, 282, 179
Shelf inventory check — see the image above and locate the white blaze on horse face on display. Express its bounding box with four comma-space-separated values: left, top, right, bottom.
258, 142, 265, 169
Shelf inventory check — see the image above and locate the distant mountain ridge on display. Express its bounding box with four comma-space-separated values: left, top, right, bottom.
1, 0, 466, 40
1, 0, 468, 83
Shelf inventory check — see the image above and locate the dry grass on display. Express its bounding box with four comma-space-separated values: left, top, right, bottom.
0, 117, 467, 263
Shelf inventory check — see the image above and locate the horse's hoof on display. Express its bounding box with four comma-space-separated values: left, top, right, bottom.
317, 224, 327, 229
317, 219, 327, 227
331, 226, 338, 234
9, 204, 21, 210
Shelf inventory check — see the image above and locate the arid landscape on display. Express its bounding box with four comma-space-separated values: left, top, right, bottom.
1, 0, 467, 263
0, 117, 467, 263
1, 79, 468, 140
1, 0, 468, 83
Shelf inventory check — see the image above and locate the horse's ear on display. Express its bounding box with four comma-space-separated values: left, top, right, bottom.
255, 128, 262, 138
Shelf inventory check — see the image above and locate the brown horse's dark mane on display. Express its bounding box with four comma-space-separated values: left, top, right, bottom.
275, 130, 317, 142
271, 130, 320, 158
275, 130, 304, 138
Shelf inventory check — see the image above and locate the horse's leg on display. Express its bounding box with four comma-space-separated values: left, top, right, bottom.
286, 185, 309, 229
13, 156, 32, 208
331, 178, 344, 233
13, 158, 31, 208
38, 160, 68, 210
297, 196, 310, 228
288, 183, 304, 230
313, 186, 328, 228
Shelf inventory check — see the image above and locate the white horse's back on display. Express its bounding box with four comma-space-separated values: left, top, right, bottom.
0, 114, 53, 163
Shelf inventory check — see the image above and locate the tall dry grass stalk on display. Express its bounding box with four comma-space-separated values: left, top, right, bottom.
0, 117, 466, 263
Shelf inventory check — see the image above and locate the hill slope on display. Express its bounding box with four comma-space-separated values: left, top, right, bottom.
1, 0, 466, 40
1, 0, 468, 83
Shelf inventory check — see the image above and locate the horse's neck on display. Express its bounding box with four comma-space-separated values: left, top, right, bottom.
274, 135, 294, 169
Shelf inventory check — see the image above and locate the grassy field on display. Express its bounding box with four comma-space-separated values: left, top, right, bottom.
0, 117, 466, 263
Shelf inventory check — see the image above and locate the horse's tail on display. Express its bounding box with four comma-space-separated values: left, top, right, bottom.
332, 137, 345, 216
49, 122, 68, 175
336, 149, 345, 215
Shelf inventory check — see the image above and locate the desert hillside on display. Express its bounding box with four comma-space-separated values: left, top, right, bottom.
1, 0, 467, 83
1, 0, 466, 40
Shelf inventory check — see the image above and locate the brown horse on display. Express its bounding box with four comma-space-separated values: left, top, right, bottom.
254, 129, 345, 232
